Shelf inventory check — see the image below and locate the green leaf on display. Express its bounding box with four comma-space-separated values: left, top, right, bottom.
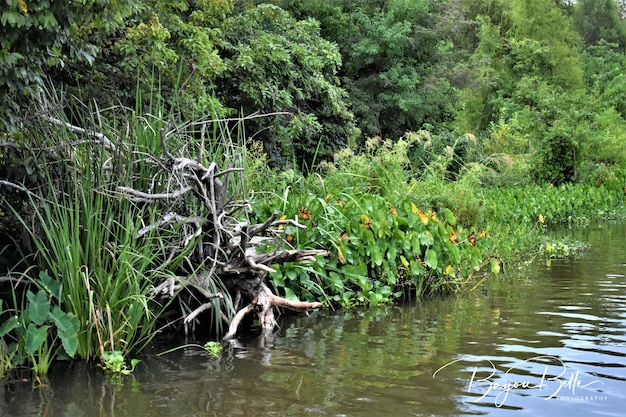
272, 273, 285, 288
425, 248, 438, 269
371, 245, 383, 266
443, 208, 456, 226
328, 271, 344, 291
49, 305, 79, 356
25, 323, 48, 355
27, 290, 50, 326
283, 287, 299, 302
130, 358, 141, 371
419, 231, 434, 246
0, 315, 19, 338
490, 257, 501, 275
39, 271, 62, 301
409, 260, 424, 277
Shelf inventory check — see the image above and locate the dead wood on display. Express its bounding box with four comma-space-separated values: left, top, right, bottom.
116, 134, 329, 340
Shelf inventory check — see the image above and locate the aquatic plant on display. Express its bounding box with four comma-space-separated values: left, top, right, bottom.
0, 271, 79, 376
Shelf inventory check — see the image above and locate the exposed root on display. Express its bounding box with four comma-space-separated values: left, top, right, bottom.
111, 128, 330, 340
222, 282, 323, 341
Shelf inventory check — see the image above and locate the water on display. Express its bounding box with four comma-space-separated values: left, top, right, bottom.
2, 222, 625, 416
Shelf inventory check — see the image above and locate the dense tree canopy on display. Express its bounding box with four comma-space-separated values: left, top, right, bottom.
216, 4, 355, 168
0, 0, 135, 126
0, 0, 624, 178
574, 0, 626, 49
266, 0, 463, 140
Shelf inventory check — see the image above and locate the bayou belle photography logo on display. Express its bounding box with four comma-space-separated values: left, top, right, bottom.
433, 355, 605, 408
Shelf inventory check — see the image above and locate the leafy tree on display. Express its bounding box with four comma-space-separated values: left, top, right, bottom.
455, 0, 587, 184
40, 1, 353, 170
51, 0, 232, 119
215, 4, 355, 168
0, 0, 134, 128
259, 0, 463, 140
573, 0, 626, 50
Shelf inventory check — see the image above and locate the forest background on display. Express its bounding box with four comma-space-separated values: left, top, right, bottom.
0, 0, 625, 376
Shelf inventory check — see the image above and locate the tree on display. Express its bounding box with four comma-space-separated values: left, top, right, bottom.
455, 0, 587, 184
260, 0, 463, 140
215, 4, 355, 169
574, 0, 626, 50
48, 0, 232, 121
0, 0, 134, 129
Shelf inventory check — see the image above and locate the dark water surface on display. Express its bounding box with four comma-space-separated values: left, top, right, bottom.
2, 222, 625, 416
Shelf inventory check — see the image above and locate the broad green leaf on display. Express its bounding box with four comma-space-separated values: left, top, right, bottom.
59, 331, 78, 357
328, 272, 344, 291
371, 245, 383, 266
425, 248, 438, 269
49, 306, 79, 334
25, 323, 48, 355
27, 290, 50, 326
443, 208, 456, 226
490, 258, 501, 275
285, 269, 299, 280
272, 273, 285, 288
39, 271, 62, 301
0, 315, 19, 338
409, 260, 424, 277
283, 287, 299, 302
130, 358, 141, 371
419, 231, 434, 246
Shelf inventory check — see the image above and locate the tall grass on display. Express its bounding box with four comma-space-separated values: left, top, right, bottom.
1, 85, 219, 363
10, 135, 176, 360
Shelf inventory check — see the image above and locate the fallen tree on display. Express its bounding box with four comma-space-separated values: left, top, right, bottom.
114, 126, 330, 340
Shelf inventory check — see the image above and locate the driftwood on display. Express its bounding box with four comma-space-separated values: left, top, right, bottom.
116, 136, 329, 340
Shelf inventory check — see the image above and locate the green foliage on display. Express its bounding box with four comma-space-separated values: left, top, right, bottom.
217, 4, 355, 168
457, 0, 584, 131
269, 0, 461, 140
1, 92, 201, 364
0, 0, 135, 128
0, 0, 623, 382
249, 136, 486, 308
203, 341, 223, 358
507, 0, 583, 88
0, 271, 79, 376
59, 0, 231, 120
539, 238, 589, 260
454, 0, 626, 185
262, 187, 484, 307
583, 41, 626, 119
574, 0, 626, 49
477, 181, 626, 263
481, 183, 623, 227
324, 135, 417, 197
102, 350, 141, 375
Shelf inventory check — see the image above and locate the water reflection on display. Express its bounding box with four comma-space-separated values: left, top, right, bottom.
1, 222, 624, 416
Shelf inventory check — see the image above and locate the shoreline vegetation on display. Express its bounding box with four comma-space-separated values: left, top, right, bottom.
1, 0, 625, 379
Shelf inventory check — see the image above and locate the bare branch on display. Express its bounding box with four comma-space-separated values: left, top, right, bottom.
116, 186, 193, 202
0, 179, 31, 194
45, 116, 116, 151
269, 293, 322, 313
136, 212, 206, 238
184, 292, 225, 323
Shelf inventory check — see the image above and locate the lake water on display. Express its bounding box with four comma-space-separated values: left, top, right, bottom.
2, 222, 625, 416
